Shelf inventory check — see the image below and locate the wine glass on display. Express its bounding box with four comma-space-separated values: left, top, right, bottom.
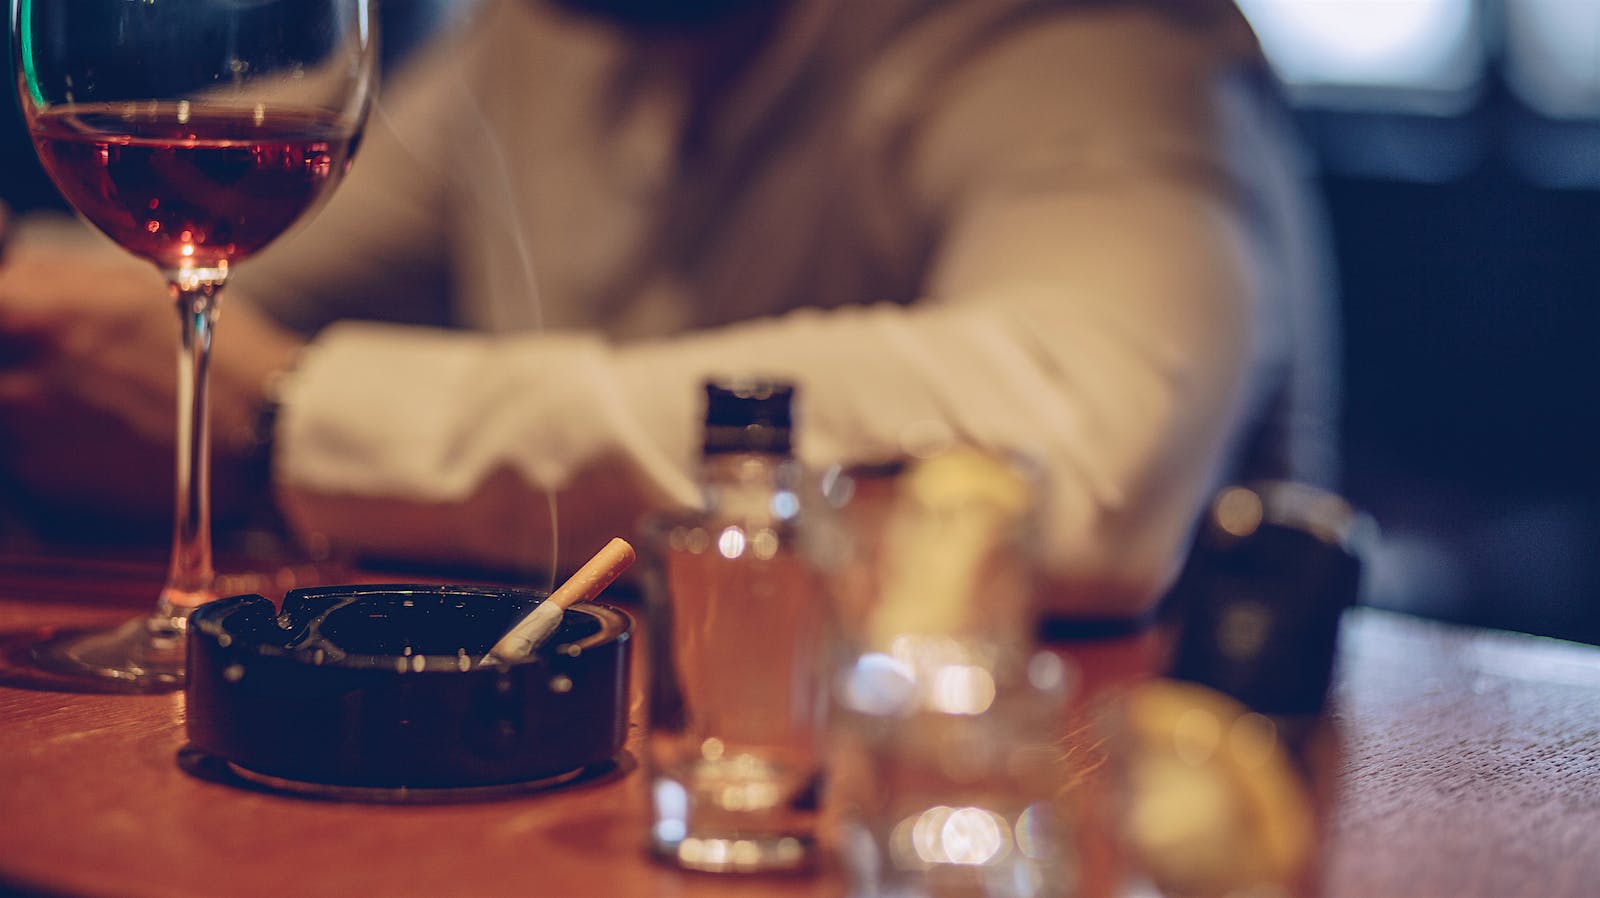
12, 0, 377, 689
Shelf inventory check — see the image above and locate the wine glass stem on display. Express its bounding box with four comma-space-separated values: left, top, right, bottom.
158, 279, 223, 626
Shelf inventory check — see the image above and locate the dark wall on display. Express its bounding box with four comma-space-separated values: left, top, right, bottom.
1317, 102, 1600, 644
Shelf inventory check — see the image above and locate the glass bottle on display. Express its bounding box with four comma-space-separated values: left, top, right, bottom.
646, 380, 829, 873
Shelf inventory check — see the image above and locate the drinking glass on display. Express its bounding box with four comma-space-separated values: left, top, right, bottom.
12, 0, 377, 689
642, 467, 831, 871
818, 452, 1077, 897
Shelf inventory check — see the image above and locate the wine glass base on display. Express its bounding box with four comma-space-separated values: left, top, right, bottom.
31, 614, 187, 692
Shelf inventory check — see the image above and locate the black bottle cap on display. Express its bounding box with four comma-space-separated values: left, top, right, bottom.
701, 380, 795, 456
1166, 481, 1376, 717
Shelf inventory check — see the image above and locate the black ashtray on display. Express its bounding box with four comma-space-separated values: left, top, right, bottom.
185, 584, 632, 799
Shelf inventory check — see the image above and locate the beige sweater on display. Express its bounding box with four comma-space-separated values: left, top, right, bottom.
235, 0, 1337, 615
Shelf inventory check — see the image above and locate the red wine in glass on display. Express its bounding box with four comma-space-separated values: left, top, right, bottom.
32, 102, 357, 271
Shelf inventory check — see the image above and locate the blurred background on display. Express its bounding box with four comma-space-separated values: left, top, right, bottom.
1234, 0, 1600, 646
2, 0, 1595, 644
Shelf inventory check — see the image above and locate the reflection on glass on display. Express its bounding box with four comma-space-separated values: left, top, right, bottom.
832, 641, 1076, 898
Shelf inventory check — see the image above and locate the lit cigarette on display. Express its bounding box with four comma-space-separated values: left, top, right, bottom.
487, 537, 636, 664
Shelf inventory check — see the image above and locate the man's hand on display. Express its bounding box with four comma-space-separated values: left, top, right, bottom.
0, 226, 306, 535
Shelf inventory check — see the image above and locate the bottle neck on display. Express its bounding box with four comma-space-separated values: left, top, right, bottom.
699, 450, 801, 522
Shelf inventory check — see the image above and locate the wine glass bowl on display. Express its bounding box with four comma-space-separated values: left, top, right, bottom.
29, 103, 359, 274
16, 1, 374, 275
12, 0, 376, 689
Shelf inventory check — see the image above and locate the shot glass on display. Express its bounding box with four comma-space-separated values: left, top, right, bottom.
642, 506, 831, 873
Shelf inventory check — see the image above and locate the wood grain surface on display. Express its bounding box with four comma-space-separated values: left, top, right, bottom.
1325, 610, 1600, 898
1, 552, 1597, 897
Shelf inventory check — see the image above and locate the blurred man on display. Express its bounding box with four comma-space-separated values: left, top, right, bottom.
0, 0, 1337, 617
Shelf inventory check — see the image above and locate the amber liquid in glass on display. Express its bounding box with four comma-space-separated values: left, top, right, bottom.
648, 454, 828, 872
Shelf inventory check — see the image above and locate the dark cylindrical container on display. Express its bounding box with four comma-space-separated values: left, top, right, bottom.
185, 584, 631, 792
1167, 481, 1373, 718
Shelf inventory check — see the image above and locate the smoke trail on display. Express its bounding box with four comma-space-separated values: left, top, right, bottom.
370, 30, 561, 590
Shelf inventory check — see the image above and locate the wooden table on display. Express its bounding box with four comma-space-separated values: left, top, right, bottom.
2, 552, 1598, 897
